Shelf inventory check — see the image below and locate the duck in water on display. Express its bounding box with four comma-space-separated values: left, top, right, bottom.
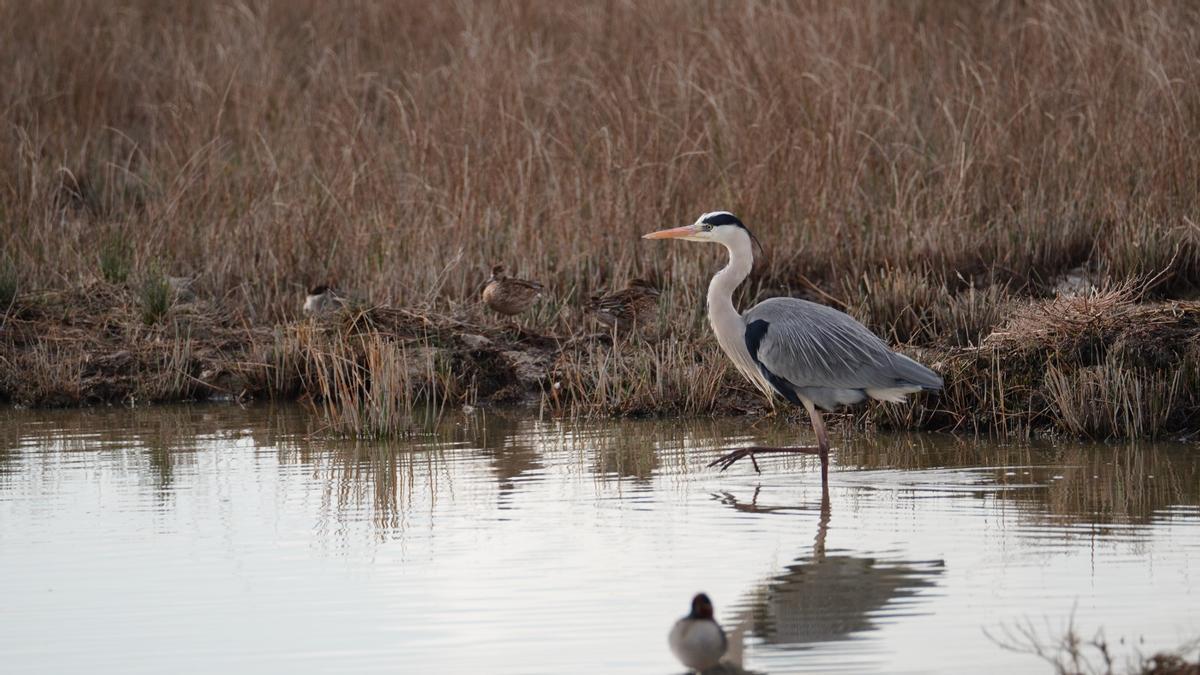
669, 593, 727, 672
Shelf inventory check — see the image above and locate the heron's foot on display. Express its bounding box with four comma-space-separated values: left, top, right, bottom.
707, 445, 822, 473
708, 448, 760, 472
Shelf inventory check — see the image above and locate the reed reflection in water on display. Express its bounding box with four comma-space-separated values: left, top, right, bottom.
0, 404, 1197, 674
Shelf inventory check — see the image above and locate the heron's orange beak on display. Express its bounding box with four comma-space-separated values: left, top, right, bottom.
642, 224, 698, 240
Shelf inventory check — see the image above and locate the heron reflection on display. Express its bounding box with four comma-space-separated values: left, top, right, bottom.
726, 488, 944, 650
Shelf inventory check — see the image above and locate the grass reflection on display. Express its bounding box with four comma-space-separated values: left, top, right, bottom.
838, 434, 1200, 526
1, 405, 1197, 542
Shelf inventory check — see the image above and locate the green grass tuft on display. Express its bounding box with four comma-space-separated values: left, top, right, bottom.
99, 234, 131, 285
138, 270, 173, 325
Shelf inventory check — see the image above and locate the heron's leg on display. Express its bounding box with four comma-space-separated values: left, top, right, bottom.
806, 402, 830, 486
707, 403, 832, 481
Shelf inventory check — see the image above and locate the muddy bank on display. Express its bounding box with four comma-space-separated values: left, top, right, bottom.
1, 283, 1198, 440
0, 282, 559, 409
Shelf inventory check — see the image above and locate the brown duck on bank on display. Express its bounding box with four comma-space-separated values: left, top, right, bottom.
482, 265, 543, 317
588, 278, 661, 332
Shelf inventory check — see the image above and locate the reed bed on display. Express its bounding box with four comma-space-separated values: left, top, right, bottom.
2, 1, 1200, 437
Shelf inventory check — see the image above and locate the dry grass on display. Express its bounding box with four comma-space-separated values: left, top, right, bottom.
6, 1, 1200, 312
991, 616, 1200, 675
862, 289, 1200, 439
3, 1, 1200, 435
299, 329, 449, 437
0, 281, 267, 405
550, 335, 734, 417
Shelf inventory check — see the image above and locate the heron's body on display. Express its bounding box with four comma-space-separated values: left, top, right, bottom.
646, 211, 943, 481
482, 265, 543, 317
588, 278, 660, 332
669, 594, 727, 672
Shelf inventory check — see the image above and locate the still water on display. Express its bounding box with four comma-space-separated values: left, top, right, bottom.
1, 405, 1197, 674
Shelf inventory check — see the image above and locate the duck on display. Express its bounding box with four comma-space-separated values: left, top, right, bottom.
166, 275, 196, 303
587, 278, 660, 331
481, 265, 543, 317
303, 285, 346, 316
669, 593, 727, 673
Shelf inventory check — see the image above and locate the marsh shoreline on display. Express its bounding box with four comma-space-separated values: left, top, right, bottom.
3, 280, 1197, 441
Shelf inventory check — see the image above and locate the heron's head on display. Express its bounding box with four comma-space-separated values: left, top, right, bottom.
489, 264, 507, 280
643, 211, 761, 253
307, 285, 330, 297
688, 593, 715, 620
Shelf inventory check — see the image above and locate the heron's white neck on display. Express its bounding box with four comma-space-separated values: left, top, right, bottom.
708, 233, 772, 397
707, 234, 753, 323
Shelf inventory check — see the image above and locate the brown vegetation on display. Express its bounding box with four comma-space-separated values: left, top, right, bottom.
2, 1, 1200, 437
992, 617, 1200, 675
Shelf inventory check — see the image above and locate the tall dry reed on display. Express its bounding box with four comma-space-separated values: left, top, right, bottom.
4, 1, 1200, 320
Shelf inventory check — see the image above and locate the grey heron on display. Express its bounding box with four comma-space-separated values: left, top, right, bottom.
668, 593, 727, 672
644, 211, 943, 483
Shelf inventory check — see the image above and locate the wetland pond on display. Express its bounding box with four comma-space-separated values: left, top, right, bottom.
1, 405, 1198, 674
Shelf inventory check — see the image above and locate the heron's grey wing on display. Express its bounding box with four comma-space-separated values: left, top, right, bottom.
744, 298, 942, 410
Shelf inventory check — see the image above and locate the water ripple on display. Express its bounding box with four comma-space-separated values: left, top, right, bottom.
0, 406, 1197, 674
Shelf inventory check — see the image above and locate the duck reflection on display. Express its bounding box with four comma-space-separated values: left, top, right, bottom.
473, 413, 543, 510
726, 488, 944, 650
